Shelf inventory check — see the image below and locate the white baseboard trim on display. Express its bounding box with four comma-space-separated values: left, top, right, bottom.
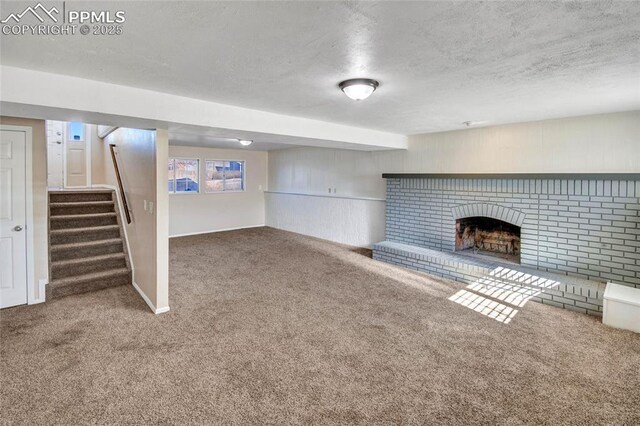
132, 281, 170, 315
29, 279, 48, 305
169, 224, 265, 238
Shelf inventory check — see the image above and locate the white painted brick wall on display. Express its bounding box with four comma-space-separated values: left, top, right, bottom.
384, 178, 640, 288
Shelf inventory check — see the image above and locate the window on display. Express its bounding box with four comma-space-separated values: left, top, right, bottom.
205, 160, 245, 192
67, 122, 85, 141
168, 158, 199, 193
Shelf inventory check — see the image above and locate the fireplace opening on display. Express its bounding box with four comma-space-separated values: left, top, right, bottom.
455, 217, 521, 263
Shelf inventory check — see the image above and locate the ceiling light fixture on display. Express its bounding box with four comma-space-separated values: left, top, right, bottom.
339, 78, 379, 101
238, 139, 253, 146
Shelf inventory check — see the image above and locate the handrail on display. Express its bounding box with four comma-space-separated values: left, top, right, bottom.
109, 144, 132, 224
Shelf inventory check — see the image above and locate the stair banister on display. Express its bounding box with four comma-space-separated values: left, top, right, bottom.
109, 144, 132, 224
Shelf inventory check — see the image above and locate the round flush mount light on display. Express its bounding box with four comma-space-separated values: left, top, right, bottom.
238, 139, 253, 146
339, 78, 379, 101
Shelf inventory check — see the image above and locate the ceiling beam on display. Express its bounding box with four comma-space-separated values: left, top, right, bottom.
0, 66, 407, 151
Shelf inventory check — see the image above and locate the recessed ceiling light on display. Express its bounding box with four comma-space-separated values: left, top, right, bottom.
238, 139, 252, 146
339, 78, 379, 101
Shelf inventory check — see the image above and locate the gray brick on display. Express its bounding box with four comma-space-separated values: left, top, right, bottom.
382, 177, 639, 290
564, 304, 588, 314
562, 293, 588, 303
542, 299, 565, 308
575, 301, 602, 311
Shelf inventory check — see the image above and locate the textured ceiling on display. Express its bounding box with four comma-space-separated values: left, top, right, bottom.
1, 1, 639, 134
167, 124, 301, 151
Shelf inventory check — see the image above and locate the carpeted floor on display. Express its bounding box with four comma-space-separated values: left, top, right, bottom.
1, 227, 639, 424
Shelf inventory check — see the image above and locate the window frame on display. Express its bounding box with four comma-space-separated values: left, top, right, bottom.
203, 159, 246, 194
168, 157, 200, 195
66, 121, 85, 142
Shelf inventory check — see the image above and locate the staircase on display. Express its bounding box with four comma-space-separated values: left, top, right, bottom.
47, 190, 131, 299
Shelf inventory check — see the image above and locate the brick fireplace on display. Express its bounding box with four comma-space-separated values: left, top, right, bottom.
373, 173, 640, 315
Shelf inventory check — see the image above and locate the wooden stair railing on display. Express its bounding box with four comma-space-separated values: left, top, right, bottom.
109, 144, 132, 224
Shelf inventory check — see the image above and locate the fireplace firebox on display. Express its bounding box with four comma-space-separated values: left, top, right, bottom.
455, 217, 521, 263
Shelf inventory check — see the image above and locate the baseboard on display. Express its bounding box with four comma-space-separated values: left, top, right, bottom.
169, 224, 265, 238
29, 279, 48, 305
132, 281, 170, 315
155, 306, 171, 314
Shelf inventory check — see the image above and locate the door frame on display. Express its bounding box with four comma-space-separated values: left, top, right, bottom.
62, 122, 92, 189
0, 125, 36, 305
45, 120, 64, 190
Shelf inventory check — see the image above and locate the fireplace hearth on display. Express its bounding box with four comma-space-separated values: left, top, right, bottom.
455, 217, 521, 263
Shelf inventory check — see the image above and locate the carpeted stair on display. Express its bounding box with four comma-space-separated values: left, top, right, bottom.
47, 190, 131, 299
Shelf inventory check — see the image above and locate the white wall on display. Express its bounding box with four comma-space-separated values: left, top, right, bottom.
168, 145, 268, 237
102, 128, 169, 313
90, 125, 106, 185
45, 120, 64, 189
265, 192, 386, 248
267, 111, 640, 246
155, 130, 169, 312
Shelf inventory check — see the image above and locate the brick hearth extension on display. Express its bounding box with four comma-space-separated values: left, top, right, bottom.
374, 240, 606, 315
373, 173, 640, 315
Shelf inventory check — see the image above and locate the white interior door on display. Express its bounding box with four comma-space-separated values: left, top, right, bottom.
0, 129, 28, 309
65, 122, 88, 188
46, 120, 64, 189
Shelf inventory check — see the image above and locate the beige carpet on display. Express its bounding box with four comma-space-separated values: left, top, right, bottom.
1, 227, 639, 424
